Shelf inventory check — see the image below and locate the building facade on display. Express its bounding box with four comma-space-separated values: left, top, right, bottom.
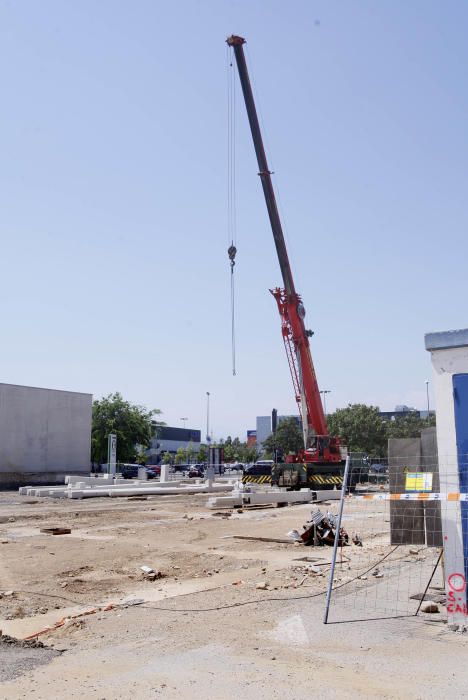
379, 405, 436, 421
246, 430, 257, 446
146, 425, 201, 464
0, 383, 92, 487
255, 414, 301, 452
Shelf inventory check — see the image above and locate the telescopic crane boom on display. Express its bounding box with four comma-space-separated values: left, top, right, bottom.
227, 34, 341, 464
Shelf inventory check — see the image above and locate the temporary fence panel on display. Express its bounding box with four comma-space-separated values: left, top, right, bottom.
322, 455, 467, 624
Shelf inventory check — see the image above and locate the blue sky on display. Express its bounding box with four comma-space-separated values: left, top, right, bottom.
1, 1, 467, 439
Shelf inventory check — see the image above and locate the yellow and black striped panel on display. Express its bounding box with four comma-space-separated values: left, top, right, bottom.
308, 474, 343, 486
242, 474, 272, 485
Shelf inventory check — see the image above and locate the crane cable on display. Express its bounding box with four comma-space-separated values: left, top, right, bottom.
227, 46, 237, 376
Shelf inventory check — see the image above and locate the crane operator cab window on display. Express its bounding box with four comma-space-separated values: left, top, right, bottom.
306, 436, 330, 458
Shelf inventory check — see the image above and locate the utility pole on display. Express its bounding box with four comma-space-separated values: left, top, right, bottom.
320, 390, 331, 416
206, 392, 211, 444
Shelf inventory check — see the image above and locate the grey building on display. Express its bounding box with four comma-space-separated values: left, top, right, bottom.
146, 425, 201, 464
256, 414, 301, 452
379, 405, 436, 422
0, 383, 92, 487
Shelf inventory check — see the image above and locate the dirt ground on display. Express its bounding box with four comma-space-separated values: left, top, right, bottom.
1, 489, 467, 699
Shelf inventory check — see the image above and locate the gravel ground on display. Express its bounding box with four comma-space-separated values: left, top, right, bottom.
1, 489, 468, 698
0, 635, 61, 682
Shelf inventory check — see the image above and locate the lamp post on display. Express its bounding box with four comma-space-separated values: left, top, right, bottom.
320, 389, 331, 416
425, 380, 430, 420
206, 392, 211, 444
180, 417, 188, 429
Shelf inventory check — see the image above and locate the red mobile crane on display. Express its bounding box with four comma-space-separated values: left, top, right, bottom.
227, 35, 343, 469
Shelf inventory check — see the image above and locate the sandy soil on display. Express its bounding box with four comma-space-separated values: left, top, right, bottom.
1, 490, 467, 698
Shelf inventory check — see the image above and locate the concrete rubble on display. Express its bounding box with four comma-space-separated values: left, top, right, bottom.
206, 488, 339, 509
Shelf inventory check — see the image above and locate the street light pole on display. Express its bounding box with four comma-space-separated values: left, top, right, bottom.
320, 390, 331, 416
425, 380, 430, 420
180, 417, 188, 430
206, 392, 210, 444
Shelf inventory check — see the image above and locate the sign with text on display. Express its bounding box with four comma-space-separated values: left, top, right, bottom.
108, 433, 117, 475
405, 471, 433, 492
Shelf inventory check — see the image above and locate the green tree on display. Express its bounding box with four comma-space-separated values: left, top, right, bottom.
241, 445, 258, 463
326, 404, 387, 456
91, 392, 162, 465
174, 446, 187, 465
198, 444, 207, 463
162, 451, 173, 465
386, 411, 436, 439
135, 448, 148, 465
222, 442, 235, 462
262, 417, 303, 458
186, 441, 195, 464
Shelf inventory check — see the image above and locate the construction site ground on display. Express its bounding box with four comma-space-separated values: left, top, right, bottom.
1, 489, 467, 699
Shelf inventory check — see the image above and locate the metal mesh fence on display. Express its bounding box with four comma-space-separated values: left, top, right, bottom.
324, 455, 468, 624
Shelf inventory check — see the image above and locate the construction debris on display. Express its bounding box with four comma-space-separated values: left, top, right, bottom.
256, 581, 268, 590
299, 510, 349, 547
140, 565, 154, 574
40, 527, 71, 536
421, 601, 439, 613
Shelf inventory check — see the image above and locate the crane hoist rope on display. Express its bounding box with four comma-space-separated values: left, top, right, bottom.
227, 46, 237, 375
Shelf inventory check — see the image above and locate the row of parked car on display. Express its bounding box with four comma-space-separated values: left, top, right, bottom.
120, 462, 257, 480
120, 464, 161, 479
120, 463, 205, 479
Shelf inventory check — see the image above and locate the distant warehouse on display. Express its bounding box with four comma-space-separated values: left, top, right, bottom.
146, 425, 201, 464
0, 383, 92, 487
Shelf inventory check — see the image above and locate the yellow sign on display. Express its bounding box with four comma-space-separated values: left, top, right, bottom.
405, 472, 433, 492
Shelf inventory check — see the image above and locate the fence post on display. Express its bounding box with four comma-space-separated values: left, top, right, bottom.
323, 455, 351, 624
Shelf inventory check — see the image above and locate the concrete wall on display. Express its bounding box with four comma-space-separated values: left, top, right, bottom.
0, 383, 92, 487
388, 431, 442, 547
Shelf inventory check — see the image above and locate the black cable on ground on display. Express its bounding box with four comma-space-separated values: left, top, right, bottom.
10, 590, 83, 605
136, 546, 401, 614
414, 549, 443, 616
10, 545, 405, 616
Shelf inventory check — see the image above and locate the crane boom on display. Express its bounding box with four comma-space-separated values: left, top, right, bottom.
226, 36, 295, 297
227, 34, 336, 454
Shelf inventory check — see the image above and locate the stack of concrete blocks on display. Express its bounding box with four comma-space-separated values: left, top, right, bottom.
19, 472, 237, 499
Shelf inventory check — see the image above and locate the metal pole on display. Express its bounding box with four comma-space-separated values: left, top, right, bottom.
206, 392, 210, 444
323, 455, 350, 624
425, 380, 430, 419
320, 390, 331, 416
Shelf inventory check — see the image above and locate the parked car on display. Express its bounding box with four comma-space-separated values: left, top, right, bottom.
369, 463, 388, 474
146, 465, 161, 476
244, 460, 274, 476
188, 465, 204, 478
227, 462, 244, 472
173, 463, 190, 473
120, 464, 157, 479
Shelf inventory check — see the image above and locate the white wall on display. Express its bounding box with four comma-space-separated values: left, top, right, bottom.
0, 383, 92, 486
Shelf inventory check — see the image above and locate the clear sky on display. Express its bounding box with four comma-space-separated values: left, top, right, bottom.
1, 1, 467, 440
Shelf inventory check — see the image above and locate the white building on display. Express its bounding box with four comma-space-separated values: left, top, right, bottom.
146, 425, 201, 464
0, 383, 92, 487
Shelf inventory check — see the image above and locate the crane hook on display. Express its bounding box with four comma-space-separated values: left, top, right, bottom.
228, 243, 237, 271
